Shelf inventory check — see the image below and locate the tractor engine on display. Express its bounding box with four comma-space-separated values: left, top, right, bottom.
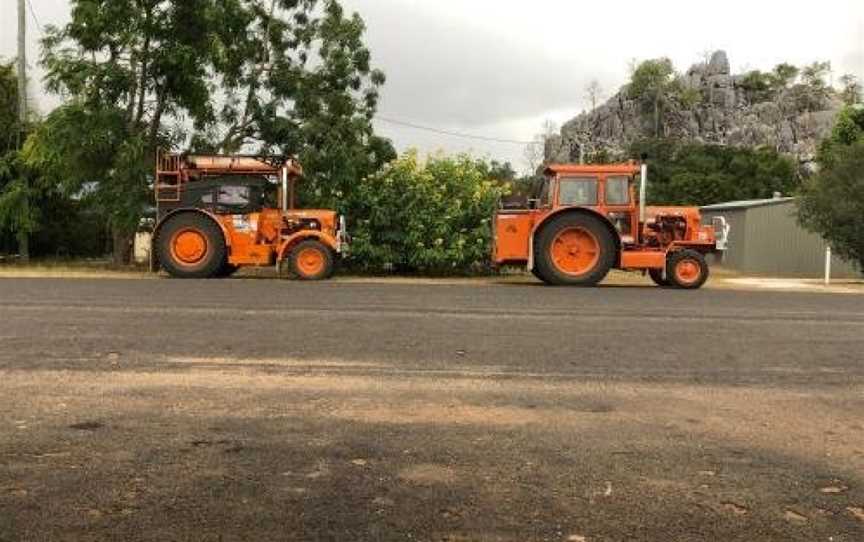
646, 215, 689, 248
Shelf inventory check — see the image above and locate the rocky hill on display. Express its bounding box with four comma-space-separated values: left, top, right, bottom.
545, 51, 843, 168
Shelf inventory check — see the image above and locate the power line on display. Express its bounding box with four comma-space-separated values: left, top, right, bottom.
26, 0, 43, 35
374, 115, 535, 145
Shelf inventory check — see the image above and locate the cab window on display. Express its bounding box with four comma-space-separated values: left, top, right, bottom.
559, 177, 598, 206
606, 176, 630, 205
537, 177, 551, 207
218, 186, 251, 207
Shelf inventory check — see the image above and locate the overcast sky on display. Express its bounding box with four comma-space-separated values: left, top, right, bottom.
2, 0, 863, 171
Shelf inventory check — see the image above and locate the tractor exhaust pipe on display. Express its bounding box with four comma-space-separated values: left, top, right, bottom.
639, 161, 648, 223
281, 167, 288, 211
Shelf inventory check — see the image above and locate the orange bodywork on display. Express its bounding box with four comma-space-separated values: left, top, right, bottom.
492, 163, 720, 272
154, 151, 344, 273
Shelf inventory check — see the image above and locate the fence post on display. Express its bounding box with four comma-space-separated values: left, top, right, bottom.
824, 246, 832, 286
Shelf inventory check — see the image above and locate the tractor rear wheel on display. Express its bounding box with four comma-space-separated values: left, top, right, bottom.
157, 213, 227, 279
666, 250, 709, 290
648, 268, 670, 287
214, 263, 240, 278
288, 240, 335, 281
533, 213, 616, 286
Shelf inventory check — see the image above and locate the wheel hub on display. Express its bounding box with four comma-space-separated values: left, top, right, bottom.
675, 259, 700, 284
172, 229, 208, 265
550, 227, 600, 276
296, 248, 325, 277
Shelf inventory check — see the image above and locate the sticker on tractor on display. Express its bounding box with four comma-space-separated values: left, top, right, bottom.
232, 215, 252, 232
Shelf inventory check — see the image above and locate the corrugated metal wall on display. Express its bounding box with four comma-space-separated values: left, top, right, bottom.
703, 201, 861, 278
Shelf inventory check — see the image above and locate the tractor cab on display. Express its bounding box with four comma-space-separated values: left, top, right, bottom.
152, 151, 347, 280
493, 162, 728, 289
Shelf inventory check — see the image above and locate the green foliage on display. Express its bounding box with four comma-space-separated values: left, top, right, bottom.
740, 70, 774, 103
801, 61, 831, 89
676, 85, 703, 109
195, 0, 393, 214
0, 61, 19, 154
739, 64, 802, 104
839, 74, 862, 106
346, 152, 508, 273
627, 58, 675, 100
627, 58, 706, 135
815, 105, 864, 167
627, 58, 675, 137
35, 0, 232, 261
798, 140, 864, 270
771, 63, 800, 89
24, 104, 153, 247
629, 138, 798, 206
793, 61, 833, 112
0, 153, 38, 236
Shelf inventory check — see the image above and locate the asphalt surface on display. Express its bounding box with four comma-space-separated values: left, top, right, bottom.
1, 277, 863, 541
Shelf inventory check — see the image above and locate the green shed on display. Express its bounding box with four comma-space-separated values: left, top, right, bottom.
701, 197, 860, 278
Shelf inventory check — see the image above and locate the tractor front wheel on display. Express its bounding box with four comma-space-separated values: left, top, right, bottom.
288, 240, 335, 281
666, 250, 710, 290
157, 213, 227, 279
533, 213, 616, 286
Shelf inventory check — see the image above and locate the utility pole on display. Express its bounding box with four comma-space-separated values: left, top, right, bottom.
17, 0, 30, 262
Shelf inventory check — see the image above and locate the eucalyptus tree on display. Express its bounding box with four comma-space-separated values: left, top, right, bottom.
28, 0, 225, 262
200, 0, 395, 212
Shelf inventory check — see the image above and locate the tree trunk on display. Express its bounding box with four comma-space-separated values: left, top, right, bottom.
654, 92, 661, 138
17, 231, 29, 263
112, 229, 133, 266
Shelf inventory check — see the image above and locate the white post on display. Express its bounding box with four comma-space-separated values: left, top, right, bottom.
639, 163, 648, 224
281, 167, 288, 211
824, 246, 832, 286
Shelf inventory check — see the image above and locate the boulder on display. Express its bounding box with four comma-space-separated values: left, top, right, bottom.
544, 50, 841, 166
707, 50, 731, 75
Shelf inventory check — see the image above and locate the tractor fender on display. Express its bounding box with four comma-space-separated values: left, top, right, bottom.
276, 231, 340, 263
528, 207, 622, 271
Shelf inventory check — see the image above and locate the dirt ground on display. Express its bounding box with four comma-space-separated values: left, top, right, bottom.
1, 277, 863, 541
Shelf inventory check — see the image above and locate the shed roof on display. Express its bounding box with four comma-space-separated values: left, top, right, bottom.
701, 197, 795, 212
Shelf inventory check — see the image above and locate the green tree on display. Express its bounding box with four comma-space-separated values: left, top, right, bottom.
347, 152, 508, 273
770, 63, 799, 89
0, 61, 19, 154
196, 0, 394, 214
814, 104, 864, 168
794, 61, 833, 112
740, 70, 773, 103
0, 60, 39, 260
798, 140, 864, 270
627, 58, 676, 138
839, 74, 862, 106
29, 0, 232, 263
629, 138, 798, 206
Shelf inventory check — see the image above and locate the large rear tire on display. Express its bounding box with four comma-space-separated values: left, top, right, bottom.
157, 213, 227, 279
648, 268, 670, 287
288, 240, 335, 281
533, 213, 616, 286
214, 263, 240, 278
666, 250, 709, 290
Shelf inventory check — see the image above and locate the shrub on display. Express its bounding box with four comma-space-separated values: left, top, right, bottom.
346, 152, 508, 273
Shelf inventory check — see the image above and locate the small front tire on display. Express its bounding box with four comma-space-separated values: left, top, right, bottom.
666, 250, 709, 290
288, 240, 335, 281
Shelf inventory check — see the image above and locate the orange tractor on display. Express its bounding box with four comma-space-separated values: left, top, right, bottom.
151, 152, 347, 280
492, 162, 729, 289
